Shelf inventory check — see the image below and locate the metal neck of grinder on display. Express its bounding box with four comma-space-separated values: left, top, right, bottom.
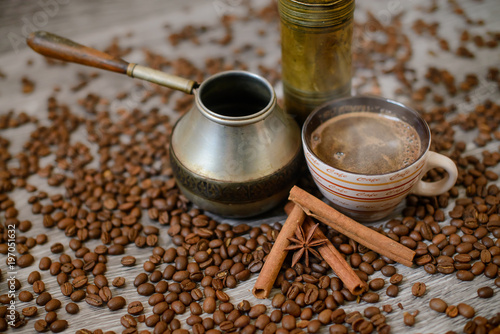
195, 71, 277, 126
279, 0, 354, 29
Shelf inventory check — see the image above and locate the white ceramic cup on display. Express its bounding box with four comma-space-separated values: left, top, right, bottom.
302, 96, 458, 222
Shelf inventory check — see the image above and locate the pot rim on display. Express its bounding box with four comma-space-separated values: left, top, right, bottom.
195, 70, 277, 126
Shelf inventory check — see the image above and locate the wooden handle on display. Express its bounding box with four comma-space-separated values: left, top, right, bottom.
27, 31, 129, 74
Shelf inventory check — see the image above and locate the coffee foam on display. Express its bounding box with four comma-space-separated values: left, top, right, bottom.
310, 112, 421, 175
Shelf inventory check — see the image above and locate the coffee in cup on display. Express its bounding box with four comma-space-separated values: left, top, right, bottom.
302, 96, 458, 222
310, 112, 421, 175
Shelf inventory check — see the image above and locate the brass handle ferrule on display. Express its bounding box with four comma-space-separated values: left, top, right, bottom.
127, 63, 197, 94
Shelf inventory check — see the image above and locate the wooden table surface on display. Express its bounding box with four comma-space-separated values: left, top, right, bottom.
1, 0, 500, 333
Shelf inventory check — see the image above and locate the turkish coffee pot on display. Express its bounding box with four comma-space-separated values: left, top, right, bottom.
27, 31, 302, 217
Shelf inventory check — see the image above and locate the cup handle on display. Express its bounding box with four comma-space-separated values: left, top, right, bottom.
411, 151, 458, 197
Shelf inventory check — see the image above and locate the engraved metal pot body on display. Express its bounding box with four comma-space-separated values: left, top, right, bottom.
170, 71, 302, 218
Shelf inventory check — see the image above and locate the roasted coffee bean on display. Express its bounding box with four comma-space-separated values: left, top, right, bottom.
323, 295, 336, 310
203, 296, 216, 314
94, 274, 108, 288
0, 294, 12, 304
371, 313, 387, 329
457, 303, 475, 318
220, 320, 235, 332
73, 275, 88, 288
66, 302, 79, 314
19, 290, 33, 302
128, 301, 144, 315
456, 270, 475, 281
45, 311, 57, 324
134, 273, 148, 287
108, 296, 126, 311
300, 307, 313, 320
172, 300, 187, 314
163, 309, 176, 324
87, 284, 99, 295
415, 254, 433, 266
363, 306, 380, 319
213, 310, 226, 325
281, 300, 300, 317
33, 280, 45, 294
463, 321, 477, 334
446, 305, 459, 318
155, 321, 170, 333
286, 284, 300, 300
22, 306, 37, 317
190, 288, 203, 302
60, 282, 73, 296
318, 309, 333, 324
50, 243, 64, 254
437, 263, 455, 274
34, 319, 48, 332
345, 311, 362, 325
340, 288, 356, 302
389, 274, 403, 285
484, 263, 498, 278
424, 263, 437, 274
477, 286, 494, 298
137, 283, 155, 296
150, 268, 164, 283
99, 286, 112, 302
146, 314, 160, 327
359, 262, 375, 275
113, 276, 126, 288
386, 285, 399, 298
368, 278, 385, 291
45, 298, 61, 312
382, 304, 392, 314
361, 292, 379, 303
249, 304, 267, 319
49, 320, 68, 333
85, 293, 103, 307
236, 300, 251, 314
36, 292, 52, 306
272, 294, 286, 308
164, 292, 177, 304
70, 290, 86, 302
380, 265, 396, 277
121, 314, 137, 328
58, 271, 71, 287
215, 290, 230, 303
329, 324, 348, 334
411, 282, 426, 297
304, 287, 319, 305
254, 314, 271, 330
404, 312, 415, 326
17, 253, 34, 268
27, 271, 41, 284
219, 302, 234, 314
187, 315, 203, 326
190, 301, 203, 315
234, 315, 251, 328
308, 319, 322, 333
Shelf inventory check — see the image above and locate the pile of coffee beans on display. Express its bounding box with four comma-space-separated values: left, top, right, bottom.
1, 0, 500, 333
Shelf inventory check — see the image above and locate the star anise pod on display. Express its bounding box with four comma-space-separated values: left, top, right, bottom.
285, 223, 327, 268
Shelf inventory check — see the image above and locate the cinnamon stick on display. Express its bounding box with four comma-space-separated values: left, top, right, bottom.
284, 204, 368, 295
252, 204, 306, 299
289, 186, 415, 267
307, 218, 368, 295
